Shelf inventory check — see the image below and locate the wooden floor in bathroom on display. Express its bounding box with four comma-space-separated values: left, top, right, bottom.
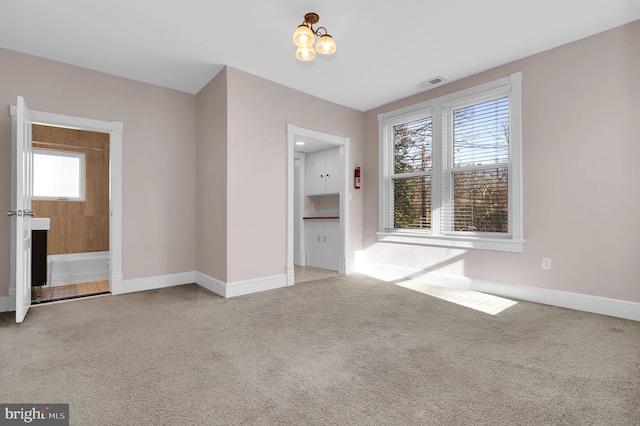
32, 281, 110, 304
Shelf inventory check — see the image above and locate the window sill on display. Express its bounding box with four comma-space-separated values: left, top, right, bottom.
377, 232, 524, 253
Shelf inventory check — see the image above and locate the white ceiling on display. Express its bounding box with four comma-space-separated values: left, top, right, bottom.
1, 1, 638, 111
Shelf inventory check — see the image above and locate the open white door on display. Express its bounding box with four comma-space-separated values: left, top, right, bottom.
11, 96, 33, 323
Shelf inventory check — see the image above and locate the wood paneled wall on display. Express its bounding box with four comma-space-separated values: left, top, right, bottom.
32, 125, 110, 255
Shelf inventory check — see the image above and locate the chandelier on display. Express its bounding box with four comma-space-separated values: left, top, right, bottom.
292, 13, 337, 62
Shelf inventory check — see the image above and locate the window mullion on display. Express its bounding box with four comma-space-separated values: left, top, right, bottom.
441, 104, 455, 234
431, 104, 443, 236
378, 120, 392, 230
509, 72, 523, 241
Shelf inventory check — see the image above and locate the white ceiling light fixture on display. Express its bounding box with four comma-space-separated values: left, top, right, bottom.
292, 12, 337, 62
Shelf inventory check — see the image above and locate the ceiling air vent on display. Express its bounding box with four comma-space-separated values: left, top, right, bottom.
417, 76, 446, 89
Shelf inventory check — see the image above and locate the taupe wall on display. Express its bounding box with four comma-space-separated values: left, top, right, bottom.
194, 67, 364, 284
224, 67, 364, 283
362, 21, 640, 303
32, 125, 110, 255
0, 47, 197, 297
196, 69, 228, 282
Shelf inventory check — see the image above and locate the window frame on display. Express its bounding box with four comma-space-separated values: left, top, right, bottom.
378, 73, 524, 252
32, 148, 86, 202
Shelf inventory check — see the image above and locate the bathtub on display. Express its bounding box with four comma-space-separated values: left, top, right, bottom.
47, 251, 110, 287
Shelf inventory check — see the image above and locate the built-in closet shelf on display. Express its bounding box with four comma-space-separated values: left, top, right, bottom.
303, 216, 339, 220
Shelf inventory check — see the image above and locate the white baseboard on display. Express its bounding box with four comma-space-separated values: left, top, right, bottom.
110, 273, 123, 295
112, 271, 196, 295
287, 266, 295, 287
473, 279, 640, 322
226, 274, 288, 298
194, 272, 226, 297
0, 287, 16, 313
356, 260, 640, 322
0, 296, 9, 313
1, 270, 289, 312
345, 256, 356, 275
6, 260, 637, 321
195, 272, 288, 298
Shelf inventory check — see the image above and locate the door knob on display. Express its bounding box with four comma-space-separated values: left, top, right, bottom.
24, 209, 34, 217
7, 210, 16, 216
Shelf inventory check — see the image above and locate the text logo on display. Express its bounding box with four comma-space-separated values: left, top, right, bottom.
0, 404, 68, 426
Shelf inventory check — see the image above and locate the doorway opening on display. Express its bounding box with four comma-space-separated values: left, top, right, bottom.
286, 124, 350, 285
30, 125, 111, 304
9, 100, 123, 322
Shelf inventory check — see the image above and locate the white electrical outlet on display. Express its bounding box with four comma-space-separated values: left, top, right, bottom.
541, 258, 552, 271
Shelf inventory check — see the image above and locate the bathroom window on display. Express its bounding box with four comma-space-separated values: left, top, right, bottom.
33, 149, 86, 201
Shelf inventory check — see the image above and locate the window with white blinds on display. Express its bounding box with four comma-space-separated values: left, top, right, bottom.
378, 73, 523, 252
443, 96, 510, 234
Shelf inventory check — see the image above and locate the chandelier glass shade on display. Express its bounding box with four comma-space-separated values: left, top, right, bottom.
316, 34, 336, 55
296, 45, 316, 62
293, 25, 314, 47
292, 13, 336, 62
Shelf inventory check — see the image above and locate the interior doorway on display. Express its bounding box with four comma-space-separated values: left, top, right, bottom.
9, 101, 123, 321
286, 124, 350, 286
30, 124, 111, 304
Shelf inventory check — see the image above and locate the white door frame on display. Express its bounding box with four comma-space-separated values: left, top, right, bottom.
9, 105, 123, 303
293, 153, 305, 267
286, 124, 350, 285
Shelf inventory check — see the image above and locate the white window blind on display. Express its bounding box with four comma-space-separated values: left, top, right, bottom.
443, 96, 510, 235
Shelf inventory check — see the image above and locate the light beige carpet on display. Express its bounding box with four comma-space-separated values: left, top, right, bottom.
1, 274, 638, 425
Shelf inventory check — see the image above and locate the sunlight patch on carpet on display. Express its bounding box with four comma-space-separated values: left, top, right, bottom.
396, 281, 517, 315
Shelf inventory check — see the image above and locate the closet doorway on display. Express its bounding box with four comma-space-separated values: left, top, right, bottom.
286, 124, 350, 286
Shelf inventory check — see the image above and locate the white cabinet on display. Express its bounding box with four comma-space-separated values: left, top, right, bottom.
305, 219, 339, 271
323, 148, 340, 194
306, 148, 340, 196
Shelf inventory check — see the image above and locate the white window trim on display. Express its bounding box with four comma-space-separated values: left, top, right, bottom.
378, 72, 524, 253
32, 148, 86, 201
